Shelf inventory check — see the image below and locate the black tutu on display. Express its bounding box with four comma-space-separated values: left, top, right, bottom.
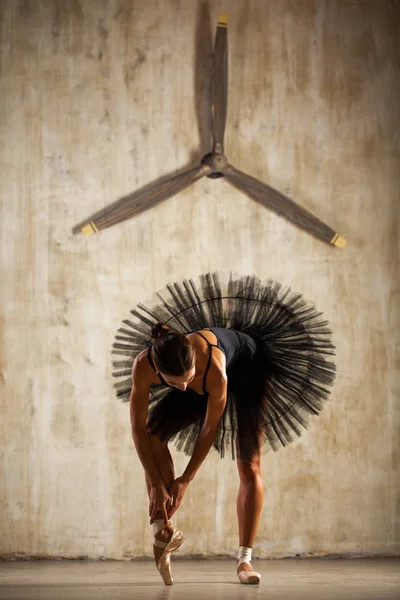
112, 273, 336, 460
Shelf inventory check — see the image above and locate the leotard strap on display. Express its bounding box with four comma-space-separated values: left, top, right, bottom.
195, 331, 218, 395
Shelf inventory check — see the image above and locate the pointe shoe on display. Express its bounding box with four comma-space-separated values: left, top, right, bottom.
153, 529, 185, 585
237, 561, 261, 585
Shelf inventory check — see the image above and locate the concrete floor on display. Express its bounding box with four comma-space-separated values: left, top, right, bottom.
0, 559, 398, 600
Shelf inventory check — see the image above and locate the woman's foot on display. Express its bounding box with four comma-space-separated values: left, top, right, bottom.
237, 560, 261, 585
153, 524, 174, 566
153, 523, 185, 585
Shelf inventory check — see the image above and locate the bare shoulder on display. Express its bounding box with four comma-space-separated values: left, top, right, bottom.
132, 348, 157, 386
133, 348, 150, 370
205, 360, 227, 418
207, 358, 227, 395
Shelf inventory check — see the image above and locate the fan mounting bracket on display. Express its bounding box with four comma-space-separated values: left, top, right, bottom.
201, 152, 227, 179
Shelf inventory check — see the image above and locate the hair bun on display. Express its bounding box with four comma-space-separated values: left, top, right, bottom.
151, 322, 171, 340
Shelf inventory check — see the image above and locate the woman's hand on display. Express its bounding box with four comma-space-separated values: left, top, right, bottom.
168, 476, 189, 518
149, 484, 171, 525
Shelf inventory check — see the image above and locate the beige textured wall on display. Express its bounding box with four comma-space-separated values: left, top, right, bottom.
0, 0, 399, 559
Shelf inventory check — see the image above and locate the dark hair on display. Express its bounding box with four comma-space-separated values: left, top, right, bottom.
151, 322, 194, 376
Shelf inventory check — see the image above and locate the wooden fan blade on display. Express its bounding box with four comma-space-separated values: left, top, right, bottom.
225, 164, 347, 248
73, 165, 210, 236
212, 13, 228, 153
194, 1, 213, 154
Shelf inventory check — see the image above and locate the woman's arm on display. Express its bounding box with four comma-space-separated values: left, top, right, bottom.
182, 372, 227, 483
130, 356, 171, 523
168, 368, 227, 517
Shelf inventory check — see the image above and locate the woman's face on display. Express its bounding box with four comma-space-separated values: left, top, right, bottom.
160, 366, 196, 391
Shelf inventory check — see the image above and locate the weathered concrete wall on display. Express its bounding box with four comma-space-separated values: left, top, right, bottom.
0, 0, 399, 559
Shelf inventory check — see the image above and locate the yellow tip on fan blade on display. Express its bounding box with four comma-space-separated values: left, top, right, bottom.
218, 13, 227, 26
331, 234, 347, 248
81, 222, 98, 236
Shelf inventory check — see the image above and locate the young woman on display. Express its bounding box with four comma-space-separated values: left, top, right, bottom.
112, 273, 336, 585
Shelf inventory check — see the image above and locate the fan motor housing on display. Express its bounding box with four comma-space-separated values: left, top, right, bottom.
201, 152, 227, 178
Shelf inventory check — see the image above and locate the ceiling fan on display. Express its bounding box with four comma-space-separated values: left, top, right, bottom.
73, 13, 346, 248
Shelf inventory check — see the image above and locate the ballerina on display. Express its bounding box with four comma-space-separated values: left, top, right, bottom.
112, 273, 336, 584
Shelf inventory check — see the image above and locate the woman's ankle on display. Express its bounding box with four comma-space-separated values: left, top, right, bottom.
152, 519, 173, 542
237, 546, 252, 566
155, 526, 173, 542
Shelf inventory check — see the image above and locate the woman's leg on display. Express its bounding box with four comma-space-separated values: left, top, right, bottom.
145, 433, 175, 565
145, 433, 175, 495
236, 443, 264, 574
